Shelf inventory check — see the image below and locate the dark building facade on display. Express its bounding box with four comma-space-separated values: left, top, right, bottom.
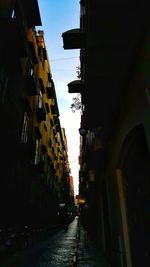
62, 1, 150, 266
0, 0, 74, 231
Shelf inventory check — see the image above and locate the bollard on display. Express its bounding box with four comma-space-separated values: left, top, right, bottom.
73, 255, 77, 267
75, 246, 78, 255
76, 241, 78, 250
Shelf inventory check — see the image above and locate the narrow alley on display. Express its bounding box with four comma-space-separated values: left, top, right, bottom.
0, 1, 150, 266
0, 217, 109, 267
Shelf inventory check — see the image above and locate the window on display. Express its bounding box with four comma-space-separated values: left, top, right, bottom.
38, 94, 42, 108
20, 112, 29, 143
47, 81, 52, 88
0, 67, 8, 104
11, 9, 16, 19
38, 47, 45, 67
34, 139, 40, 165
27, 62, 34, 76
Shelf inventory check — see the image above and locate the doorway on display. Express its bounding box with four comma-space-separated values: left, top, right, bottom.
121, 125, 150, 266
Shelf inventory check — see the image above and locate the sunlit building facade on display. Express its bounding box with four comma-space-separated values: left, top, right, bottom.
0, 0, 73, 229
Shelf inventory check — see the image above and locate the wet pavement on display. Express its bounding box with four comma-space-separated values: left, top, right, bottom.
0, 218, 110, 267
77, 224, 110, 267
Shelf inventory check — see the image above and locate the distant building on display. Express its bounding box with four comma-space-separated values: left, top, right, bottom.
70, 175, 74, 194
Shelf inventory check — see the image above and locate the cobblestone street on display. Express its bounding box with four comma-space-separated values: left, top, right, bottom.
0, 218, 110, 267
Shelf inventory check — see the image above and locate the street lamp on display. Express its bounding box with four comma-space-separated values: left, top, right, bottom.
78, 127, 87, 136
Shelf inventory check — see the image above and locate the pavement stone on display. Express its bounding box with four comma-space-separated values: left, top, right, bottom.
77, 224, 110, 267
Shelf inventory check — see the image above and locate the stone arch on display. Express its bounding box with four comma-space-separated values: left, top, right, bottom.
118, 123, 150, 266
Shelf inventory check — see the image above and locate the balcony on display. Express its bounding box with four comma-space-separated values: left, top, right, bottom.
45, 102, 50, 114
43, 48, 47, 60
42, 144, 47, 154
39, 78, 45, 94
34, 126, 42, 139
22, 98, 33, 116
46, 86, 53, 99
29, 41, 38, 64
67, 80, 84, 93
51, 104, 57, 115
24, 75, 38, 96
0, 0, 15, 8
48, 72, 52, 82
22, 0, 42, 27
0, 18, 26, 56
0, 2, 16, 21
49, 139, 52, 148
62, 28, 85, 49
36, 106, 46, 122
53, 115, 59, 125
56, 125, 60, 132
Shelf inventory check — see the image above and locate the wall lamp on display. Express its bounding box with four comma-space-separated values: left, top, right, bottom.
79, 127, 87, 136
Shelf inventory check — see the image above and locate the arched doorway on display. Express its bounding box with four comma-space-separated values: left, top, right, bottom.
119, 124, 150, 266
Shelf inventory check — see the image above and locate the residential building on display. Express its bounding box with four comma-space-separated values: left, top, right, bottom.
62, 1, 150, 266
0, 0, 73, 230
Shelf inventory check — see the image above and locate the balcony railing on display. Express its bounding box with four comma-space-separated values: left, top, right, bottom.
36, 106, 46, 122
46, 86, 53, 99
0, 18, 27, 56
24, 74, 38, 96
67, 80, 84, 93
29, 41, 38, 64
0, 1, 15, 9
62, 28, 85, 49
21, 0, 42, 27
39, 78, 45, 94
53, 115, 59, 124
51, 104, 57, 115
34, 126, 42, 139
22, 98, 33, 116
45, 102, 50, 114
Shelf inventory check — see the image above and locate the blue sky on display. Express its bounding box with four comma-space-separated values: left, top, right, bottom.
37, 0, 81, 195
